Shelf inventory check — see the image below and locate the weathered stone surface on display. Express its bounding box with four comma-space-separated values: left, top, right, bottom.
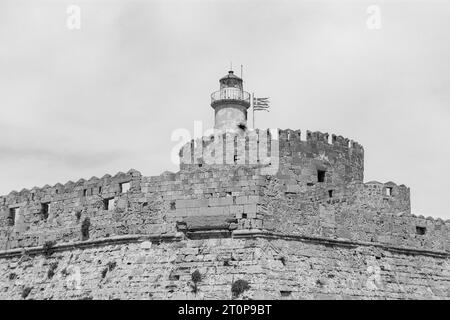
0, 127, 448, 299
0, 236, 448, 300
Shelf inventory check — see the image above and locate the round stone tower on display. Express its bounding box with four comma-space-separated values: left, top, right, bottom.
210, 70, 250, 131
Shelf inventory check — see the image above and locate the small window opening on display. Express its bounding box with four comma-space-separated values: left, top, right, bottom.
41, 203, 50, 220
55, 189, 59, 194
170, 201, 176, 210
416, 226, 426, 235
8, 208, 17, 226
317, 170, 326, 183
31, 193, 35, 201
83, 189, 87, 197
242, 213, 247, 219
169, 273, 180, 281
233, 155, 238, 164
103, 198, 114, 210
385, 187, 393, 196
306, 182, 314, 187
280, 291, 292, 298
328, 190, 333, 198
119, 182, 131, 193
98, 186, 102, 194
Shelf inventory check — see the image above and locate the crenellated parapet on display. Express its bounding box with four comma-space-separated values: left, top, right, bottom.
276, 129, 364, 184
0, 169, 141, 205
260, 178, 448, 252
179, 128, 364, 183
179, 129, 280, 176
0, 169, 149, 250
277, 129, 363, 154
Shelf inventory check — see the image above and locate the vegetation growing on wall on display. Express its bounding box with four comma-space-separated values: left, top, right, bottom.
231, 279, 250, 298
81, 217, 90, 241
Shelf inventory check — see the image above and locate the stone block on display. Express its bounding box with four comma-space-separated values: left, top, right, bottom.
243, 204, 257, 214
218, 197, 233, 206
186, 207, 200, 216
174, 208, 187, 217
236, 196, 248, 205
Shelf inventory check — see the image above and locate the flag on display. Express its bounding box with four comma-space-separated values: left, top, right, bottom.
253, 97, 270, 111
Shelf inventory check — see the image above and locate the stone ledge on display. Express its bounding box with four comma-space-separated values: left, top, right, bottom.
231, 229, 450, 258
0, 233, 185, 259
0, 229, 447, 260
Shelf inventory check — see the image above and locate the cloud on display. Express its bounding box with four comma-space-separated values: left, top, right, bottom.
0, 0, 449, 218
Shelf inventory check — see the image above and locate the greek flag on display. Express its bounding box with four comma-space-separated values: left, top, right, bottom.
253, 97, 270, 111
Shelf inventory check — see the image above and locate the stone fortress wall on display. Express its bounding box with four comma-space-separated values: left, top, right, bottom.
0, 129, 449, 299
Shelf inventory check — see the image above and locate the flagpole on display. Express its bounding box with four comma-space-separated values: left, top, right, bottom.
252, 92, 255, 129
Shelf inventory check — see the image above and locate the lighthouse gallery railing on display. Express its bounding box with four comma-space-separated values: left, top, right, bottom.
211, 88, 250, 104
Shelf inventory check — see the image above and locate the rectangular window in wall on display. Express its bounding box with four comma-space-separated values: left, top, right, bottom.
416, 226, 426, 235
317, 170, 326, 183
41, 203, 50, 220
119, 182, 130, 193
8, 208, 18, 226
385, 187, 393, 196
103, 198, 115, 210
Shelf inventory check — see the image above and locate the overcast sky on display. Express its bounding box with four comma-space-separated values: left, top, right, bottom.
0, 0, 449, 219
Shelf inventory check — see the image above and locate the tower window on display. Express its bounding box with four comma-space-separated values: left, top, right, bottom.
8, 208, 17, 226
416, 226, 426, 235
83, 189, 87, 197
103, 198, 115, 210
385, 187, 393, 196
41, 203, 50, 220
119, 182, 130, 193
170, 201, 176, 210
328, 190, 333, 198
317, 170, 326, 183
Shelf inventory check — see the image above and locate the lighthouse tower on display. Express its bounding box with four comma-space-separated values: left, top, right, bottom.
210, 70, 251, 132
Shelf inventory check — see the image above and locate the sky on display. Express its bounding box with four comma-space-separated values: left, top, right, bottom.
0, 0, 449, 219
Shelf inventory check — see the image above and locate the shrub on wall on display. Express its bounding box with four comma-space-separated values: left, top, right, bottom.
75, 209, 82, 222
61, 268, 69, 277
231, 279, 250, 298
43, 240, 56, 257
191, 270, 201, 283
21, 287, 32, 299
47, 262, 58, 279
190, 270, 202, 294
101, 268, 108, 279
107, 261, 117, 271
81, 217, 91, 241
